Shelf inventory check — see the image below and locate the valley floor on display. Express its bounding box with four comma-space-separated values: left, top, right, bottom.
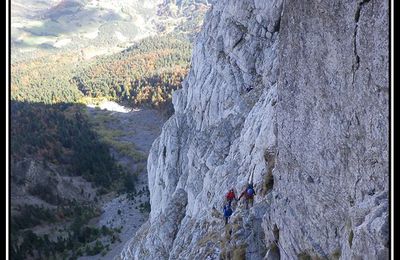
80, 101, 166, 260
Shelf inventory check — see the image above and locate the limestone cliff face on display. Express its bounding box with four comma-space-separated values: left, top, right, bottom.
119, 0, 389, 259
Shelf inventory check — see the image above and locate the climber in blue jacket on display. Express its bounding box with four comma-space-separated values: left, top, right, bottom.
223, 204, 233, 225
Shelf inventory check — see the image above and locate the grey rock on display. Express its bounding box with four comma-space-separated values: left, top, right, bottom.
119, 0, 389, 259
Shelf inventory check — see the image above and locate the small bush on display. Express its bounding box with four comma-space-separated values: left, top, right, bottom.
232, 245, 246, 260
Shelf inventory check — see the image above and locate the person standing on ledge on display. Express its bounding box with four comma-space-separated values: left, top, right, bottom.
225, 188, 237, 207
223, 203, 233, 225
238, 183, 256, 209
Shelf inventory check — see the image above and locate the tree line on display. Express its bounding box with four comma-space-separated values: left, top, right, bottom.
11, 34, 192, 110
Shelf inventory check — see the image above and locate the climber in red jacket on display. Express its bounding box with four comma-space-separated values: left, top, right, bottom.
225, 188, 237, 207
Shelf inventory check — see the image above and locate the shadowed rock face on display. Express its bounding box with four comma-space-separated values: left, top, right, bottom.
119, 0, 389, 259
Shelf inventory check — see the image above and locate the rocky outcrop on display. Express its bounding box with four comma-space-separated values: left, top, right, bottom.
119, 0, 389, 259
10, 159, 98, 210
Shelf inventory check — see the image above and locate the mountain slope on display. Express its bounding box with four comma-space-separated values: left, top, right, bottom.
11, 0, 212, 62
119, 0, 389, 259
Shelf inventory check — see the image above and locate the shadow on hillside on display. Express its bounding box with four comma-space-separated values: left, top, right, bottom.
10, 100, 134, 187
9, 99, 148, 259
24, 6, 123, 37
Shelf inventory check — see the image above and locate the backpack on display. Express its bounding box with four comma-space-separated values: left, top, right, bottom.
246, 187, 254, 197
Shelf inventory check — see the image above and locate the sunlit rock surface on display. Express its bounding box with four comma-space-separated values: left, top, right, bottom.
119, 0, 389, 259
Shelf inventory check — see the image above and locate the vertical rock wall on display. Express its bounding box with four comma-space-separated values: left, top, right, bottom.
119, 0, 389, 259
